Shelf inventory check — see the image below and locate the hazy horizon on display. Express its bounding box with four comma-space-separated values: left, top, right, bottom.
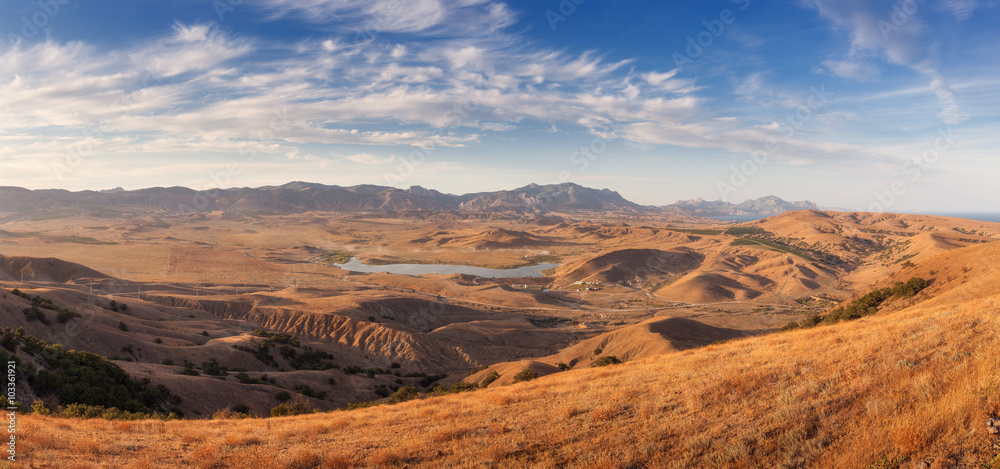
1, 1, 997, 211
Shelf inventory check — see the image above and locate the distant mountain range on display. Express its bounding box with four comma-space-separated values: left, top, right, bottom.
671, 196, 819, 217
0, 182, 816, 218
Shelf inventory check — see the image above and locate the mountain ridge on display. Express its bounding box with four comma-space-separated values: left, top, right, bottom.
0, 182, 815, 218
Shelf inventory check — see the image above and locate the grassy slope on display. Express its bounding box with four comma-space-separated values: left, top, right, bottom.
19, 243, 1000, 468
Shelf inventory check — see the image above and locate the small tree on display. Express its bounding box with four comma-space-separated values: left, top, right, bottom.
513, 369, 538, 383
479, 371, 500, 388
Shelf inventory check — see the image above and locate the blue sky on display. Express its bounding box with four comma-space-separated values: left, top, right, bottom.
0, 0, 997, 211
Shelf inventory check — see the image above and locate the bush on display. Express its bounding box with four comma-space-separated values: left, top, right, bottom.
294, 384, 326, 400
591, 356, 621, 367
449, 382, 477, 393
118, 322, 129, 332
388, 386, 419, 404
270, 395, 316, 417
56, 310, 81, 324
479, 371, 500, 388
9, 327, 175, 415
212, 407, 250, 420
557, 363, 570, 371
512, 369, 538, 383
0, 396, 25, 413
232, 404, 251, 415
275, 391, 292, 402
201, 359, 229, 377
23, 307, 49, 325
418, 373, 447, 388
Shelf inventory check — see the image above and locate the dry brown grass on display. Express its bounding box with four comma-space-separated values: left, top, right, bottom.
18, 242, 1000, 467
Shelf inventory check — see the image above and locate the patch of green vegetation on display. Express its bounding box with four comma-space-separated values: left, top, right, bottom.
729, 238, 817, 262
667, 228, 724, 236
479, 371, 500, 388
388, 386, 419, 404
318, 250, 356, 264
48, 235, 118, 245
0, 327, 179, 416
724, 226, 774, 236
783, 277, 928, 331
592, 356, 622, 367
10, 233, 117, 245
11, 289, 82, 325
270, 395, 316, 417
431, 382, 478, 395
512, 369, 538, 383
294, 384, 326, 400
528, 316, 572, 328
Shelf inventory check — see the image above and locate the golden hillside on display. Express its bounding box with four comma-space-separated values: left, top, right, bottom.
18, 240, 1000, 468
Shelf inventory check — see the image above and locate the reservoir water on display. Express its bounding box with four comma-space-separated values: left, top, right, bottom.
333, 258, 558, 278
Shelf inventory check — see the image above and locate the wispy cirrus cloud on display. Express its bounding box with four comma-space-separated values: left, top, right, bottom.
942, 0, 979, 21
802, 0, 969, 124
250, 0, 517, 37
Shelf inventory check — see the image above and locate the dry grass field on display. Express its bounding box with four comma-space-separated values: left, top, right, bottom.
12, 239, 1000, 468
4, 209, 1000, 468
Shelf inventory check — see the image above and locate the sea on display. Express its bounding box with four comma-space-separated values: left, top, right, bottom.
923, 212, 1000, 223
709, 212, 1000, 224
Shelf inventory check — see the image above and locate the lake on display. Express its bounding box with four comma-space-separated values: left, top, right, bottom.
333, 258, 559, 278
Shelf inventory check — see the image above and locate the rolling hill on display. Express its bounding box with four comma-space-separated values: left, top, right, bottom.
18, 237, 1000, 468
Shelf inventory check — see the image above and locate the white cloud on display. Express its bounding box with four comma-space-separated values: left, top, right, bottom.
802, 0, 968, 124
822, 59, 878, 82
942, 0, 979, 21
253, 0, 516, 37
343, 153, 395, 165
734, 72, 764, 101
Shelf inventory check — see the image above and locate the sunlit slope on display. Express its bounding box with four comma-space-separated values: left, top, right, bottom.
22, 241, 1000, 468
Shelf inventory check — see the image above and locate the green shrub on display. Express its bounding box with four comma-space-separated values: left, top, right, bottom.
479, 371, 500, 388
7, 327, 175, 415
201, 359, 229, 377
449, 382, 477, 393
557, 363, 570, 371
118, 322, 129, 332
232, 404, 251, 415
512, 369, 538, 383
780, 322, 800, 332
270, 396, 316, 417
388, 386, 419, 404
591, 356, 621, 367
418, 373, 447, 388
294, 384, 326, 400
